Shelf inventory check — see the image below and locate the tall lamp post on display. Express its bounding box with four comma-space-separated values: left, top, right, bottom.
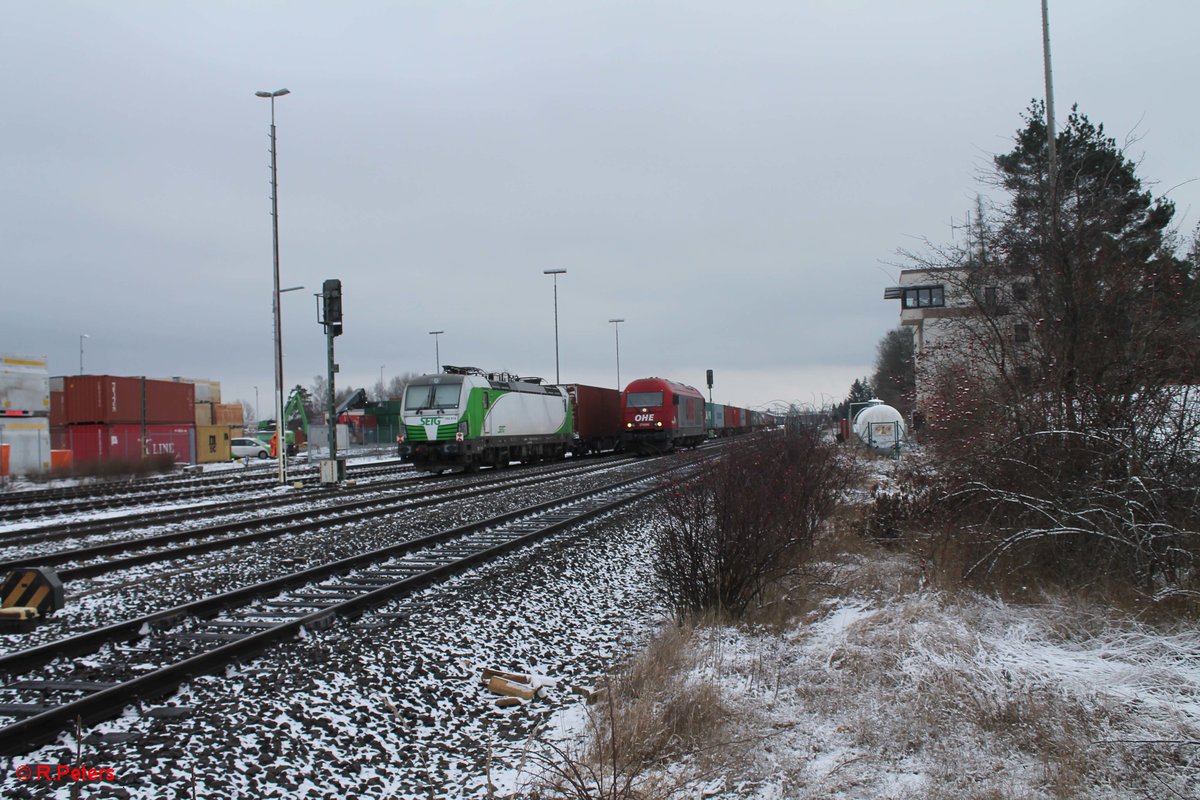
78, 334, 89, 375
256, 86, 290, 485
608, 318, 624, 389
543, 269, 567, 383
429, 331, 444, 373
379, 364, 385, 399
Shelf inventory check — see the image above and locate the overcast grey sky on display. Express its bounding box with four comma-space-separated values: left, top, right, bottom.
3, 1, 1197, 414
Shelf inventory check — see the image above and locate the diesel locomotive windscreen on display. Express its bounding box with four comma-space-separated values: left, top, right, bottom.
625, 391, 664, 407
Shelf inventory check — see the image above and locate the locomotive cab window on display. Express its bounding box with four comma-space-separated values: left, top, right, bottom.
404, 383, 462, 411
626, 391, 663, 407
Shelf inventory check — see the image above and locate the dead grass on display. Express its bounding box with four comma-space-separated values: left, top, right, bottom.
521, 624, 736, 799
521, 481, 1200, 799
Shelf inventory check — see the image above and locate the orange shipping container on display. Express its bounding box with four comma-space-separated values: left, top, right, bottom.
0, 443, 8, 477
213, 403, 244, 426
50, 449, 72, 471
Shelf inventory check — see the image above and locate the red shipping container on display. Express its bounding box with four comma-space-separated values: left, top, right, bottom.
59, 376, 194, 425
565, 384, 622, 440
62, 424, 195, 465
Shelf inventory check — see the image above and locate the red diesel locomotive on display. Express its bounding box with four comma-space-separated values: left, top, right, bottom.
620, 377, 707, 454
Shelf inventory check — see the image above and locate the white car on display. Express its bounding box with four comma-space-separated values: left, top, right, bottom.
231, 437, 271, 460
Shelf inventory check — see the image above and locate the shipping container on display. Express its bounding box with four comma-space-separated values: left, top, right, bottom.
195, 402, 214, 426
194, 425, 232, 463
50, 390, 64, 426
165, 377, 221, 404
0, 417, 51, 474
59, 376, 194, 425
564, 384, 623, 454
213, 403, 244, 426
1, 353, 50, 415
50, 449, 72, 471
61, 423, 194, 465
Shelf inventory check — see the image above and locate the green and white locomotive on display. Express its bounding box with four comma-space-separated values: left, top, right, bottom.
397, 366, 572, 473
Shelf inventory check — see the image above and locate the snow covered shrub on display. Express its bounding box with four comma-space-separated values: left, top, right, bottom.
650, 428, 850, 619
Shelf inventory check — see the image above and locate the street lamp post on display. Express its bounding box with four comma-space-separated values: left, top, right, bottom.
254, 386, 259, 421
608, 318, 624, 389
543, 269, 567, 383
256, 87, 290, 485
379, 364, 385, 399
429, 331, 444, 373
78, 334, 89, 375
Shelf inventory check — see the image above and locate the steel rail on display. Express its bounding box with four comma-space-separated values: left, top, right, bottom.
0, 458, 699, 755
0, 457, 640, 580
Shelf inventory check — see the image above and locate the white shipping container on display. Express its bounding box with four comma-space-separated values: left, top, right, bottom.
1, 353, 50, 414
166, 377, 222, 404
0, 417, 51, 474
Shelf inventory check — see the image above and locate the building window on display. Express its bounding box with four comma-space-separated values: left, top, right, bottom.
903, 286, 945, 308
1014, 323, 1030, 343
1016, 365, 1032, 384
983, 286, 998, 306
1012, 283, 1029, 303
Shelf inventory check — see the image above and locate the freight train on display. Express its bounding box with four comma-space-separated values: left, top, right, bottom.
397, 367, 608, 474
397, 367, 776, 472
618, 376, 778, 454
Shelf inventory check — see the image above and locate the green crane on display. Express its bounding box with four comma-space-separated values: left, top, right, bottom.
256, 385, 310, 453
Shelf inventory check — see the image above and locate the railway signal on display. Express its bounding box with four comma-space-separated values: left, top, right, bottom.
317, 278, 346, 484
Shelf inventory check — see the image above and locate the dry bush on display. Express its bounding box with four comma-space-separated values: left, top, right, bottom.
913, 357, 1200, 603
650, 429, 851, 620
26, 453, 178, 483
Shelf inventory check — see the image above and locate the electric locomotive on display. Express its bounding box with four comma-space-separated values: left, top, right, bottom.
619, 377, 707, 454
397, 366, 571, 473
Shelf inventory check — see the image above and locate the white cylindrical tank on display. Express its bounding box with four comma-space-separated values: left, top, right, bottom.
853, 399, 906, 452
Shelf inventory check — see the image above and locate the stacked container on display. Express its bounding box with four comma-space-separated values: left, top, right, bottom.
51, 375, 196, 466
1, 353, 52, 475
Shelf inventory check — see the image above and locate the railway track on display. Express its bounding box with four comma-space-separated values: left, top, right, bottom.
0, 459, 413, 522
0, 455, 643, 581
0, 455, 702, 755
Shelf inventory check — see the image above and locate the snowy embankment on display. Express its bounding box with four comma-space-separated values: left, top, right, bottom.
502, 556, 1200, 798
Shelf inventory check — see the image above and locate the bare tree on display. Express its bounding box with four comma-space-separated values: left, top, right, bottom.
903, 103, 1200, 594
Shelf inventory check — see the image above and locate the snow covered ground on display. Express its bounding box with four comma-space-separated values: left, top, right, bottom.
3, 495, 668, 798
4, 452, 1198, 798
503, 547, 1200, 799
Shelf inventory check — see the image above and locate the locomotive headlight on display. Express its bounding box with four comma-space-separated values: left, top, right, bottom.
656, 421, 663, 427
626, 422, 633, 428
